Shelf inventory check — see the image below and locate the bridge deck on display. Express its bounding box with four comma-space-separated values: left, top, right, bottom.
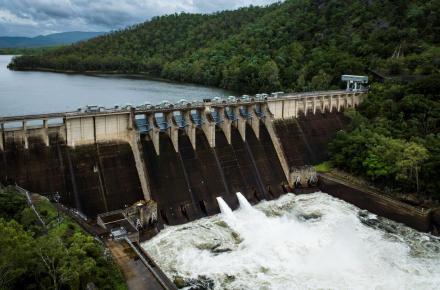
0, 90, 365, 123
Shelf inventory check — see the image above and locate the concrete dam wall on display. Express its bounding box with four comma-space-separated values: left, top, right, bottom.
0, 90, 364, 225
0, 136, 144, 217
274, 111, 348, 167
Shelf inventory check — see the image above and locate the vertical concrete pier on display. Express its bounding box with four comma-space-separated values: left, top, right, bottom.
147, 114, 160, 155
234, 106, 246, 142
165, 112, 179, 153
218, 107, 232, 145
183, 110, 196, 150
200, 109, 215, 148
247, 104, 260, 139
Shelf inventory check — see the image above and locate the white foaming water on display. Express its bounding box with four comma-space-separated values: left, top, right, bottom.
236, 192, 253, 210
216, 197, 234, 219
143, 192, 440, 290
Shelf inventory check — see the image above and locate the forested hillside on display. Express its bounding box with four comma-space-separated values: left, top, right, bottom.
9, 0, 439, 93
6, 0, 440, 200
0, 187, 127, 289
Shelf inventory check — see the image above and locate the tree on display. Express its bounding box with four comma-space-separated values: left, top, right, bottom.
258, 60, 281, 92
0, 219, 35, 289
310, 69, 332, 91
396, 142, 429, 193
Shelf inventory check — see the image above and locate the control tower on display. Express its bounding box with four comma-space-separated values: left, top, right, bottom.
341, 75, 368, 91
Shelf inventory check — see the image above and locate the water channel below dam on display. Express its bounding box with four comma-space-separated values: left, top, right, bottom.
142, 192, 440, 290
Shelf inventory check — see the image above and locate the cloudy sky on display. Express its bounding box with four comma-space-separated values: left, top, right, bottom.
0, 0, 279, 37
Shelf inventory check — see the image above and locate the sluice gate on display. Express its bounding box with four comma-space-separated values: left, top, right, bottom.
0, 90, 366, 226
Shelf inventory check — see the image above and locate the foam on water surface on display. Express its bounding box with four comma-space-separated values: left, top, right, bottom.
142, 192, 440, 290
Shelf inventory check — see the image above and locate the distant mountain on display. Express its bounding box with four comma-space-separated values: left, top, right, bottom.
8, 1, 439, 93
0, 31, 105, 48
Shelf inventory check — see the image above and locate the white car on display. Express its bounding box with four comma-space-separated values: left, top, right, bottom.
227, 96, 237, 103
159, 100, 173, 108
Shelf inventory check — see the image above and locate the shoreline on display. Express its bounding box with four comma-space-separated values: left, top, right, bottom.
7, 65, 234, 93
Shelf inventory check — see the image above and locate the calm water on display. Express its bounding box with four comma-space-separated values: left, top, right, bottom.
0, 55, 229, 117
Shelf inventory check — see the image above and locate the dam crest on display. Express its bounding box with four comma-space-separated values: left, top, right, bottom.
0, 90, 365, 226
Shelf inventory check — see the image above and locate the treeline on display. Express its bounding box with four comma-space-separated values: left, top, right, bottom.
0, 46, 60, 55
329, 75, 440, 199
8, 0, 439, 93
0, 188, 127, 289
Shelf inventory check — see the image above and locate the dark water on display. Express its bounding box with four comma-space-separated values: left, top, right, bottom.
0, 55, 229, 117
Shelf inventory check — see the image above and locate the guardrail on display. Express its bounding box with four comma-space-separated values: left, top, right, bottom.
0, 89, 368, 124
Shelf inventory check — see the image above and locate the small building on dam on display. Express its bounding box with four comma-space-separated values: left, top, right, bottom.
0, 90, 364, 227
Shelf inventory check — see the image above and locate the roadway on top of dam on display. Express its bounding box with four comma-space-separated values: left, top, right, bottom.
0, 89, 364, 123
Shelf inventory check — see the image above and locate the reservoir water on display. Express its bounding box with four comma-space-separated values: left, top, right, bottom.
0, 55, 229, 117
143, 192, 440, 290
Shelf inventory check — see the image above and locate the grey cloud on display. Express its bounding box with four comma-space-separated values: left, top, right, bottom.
0, 0, 279, 36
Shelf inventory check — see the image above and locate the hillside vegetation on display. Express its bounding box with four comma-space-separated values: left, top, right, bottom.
7, 0, 440, 200
0, 188, 127, 289
9, 0, 439, 93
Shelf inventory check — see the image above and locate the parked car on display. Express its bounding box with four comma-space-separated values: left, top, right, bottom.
212, 96, 223, 103
159, 100, 173, 108
227, 96, 237, 103
240, 95, 250, 102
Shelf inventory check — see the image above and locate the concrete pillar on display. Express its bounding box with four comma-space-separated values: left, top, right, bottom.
261, 104, 291, 185
200, 109, 215, 148
165, 112, 179, 153
337, 95, 341, 112
321, 96, 325, 113
183, 111, 196, 150
233, 106, 246, 142
0, 123, 4, 151
218, 107, 231, 144
147, 114, 160, 155
294, 99, 298, 118
43, 119, 50, 146
312, 97, 317, 115
329, 95, 333, 112
128, 130, 152, 200
303, 98, 308, 117
248, 105, 260, 139
23, 120, 28, 150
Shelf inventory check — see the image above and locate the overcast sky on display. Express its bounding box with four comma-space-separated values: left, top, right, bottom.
0, 0, 279, 37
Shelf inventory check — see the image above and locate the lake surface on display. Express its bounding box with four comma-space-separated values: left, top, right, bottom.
0, 55, 229, 117
143, 192, 440, 290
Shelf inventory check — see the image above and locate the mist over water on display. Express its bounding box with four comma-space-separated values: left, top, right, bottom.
142, 192, 440, 290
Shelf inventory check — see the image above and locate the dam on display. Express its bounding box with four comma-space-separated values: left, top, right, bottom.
0, 90, 364, 226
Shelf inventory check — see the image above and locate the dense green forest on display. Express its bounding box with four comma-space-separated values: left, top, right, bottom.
0, 46, 60, 55
9, 0, 439, 93
0, 187, 127, 290
6, 0, 440, 198
329, 75, 440, 200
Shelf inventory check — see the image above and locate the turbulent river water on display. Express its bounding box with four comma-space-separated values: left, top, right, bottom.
142, 192, 440, 290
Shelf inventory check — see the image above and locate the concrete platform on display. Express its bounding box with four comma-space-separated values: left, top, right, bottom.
107, 240, 168, 290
